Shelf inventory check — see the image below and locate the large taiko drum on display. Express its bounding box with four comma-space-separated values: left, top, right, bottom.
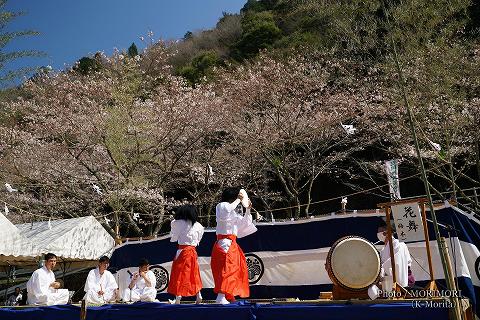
326, 236, 381, 292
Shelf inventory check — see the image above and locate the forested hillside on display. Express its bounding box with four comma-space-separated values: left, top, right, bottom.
1, 0, 479, 238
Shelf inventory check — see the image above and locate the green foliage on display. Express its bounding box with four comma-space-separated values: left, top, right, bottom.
168, 13, 241, 72
178, 50, 221, 86
0, 0, 44, 87
241, 0, 267, 13
241, 0, 279, 13
274, 31, 319, 49
210, 0, 478, 63
183, 31, 193, 40
271, 156, 282, 169
74, 56, 102, 75
127, 42, 138, 57
232, 11, 282, 60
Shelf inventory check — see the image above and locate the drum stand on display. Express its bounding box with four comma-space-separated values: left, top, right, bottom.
424, 280, 437, 291
391, 282, 410, 299
331, 285, 369, 300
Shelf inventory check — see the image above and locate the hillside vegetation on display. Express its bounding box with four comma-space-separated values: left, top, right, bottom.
0, 0, 479, 237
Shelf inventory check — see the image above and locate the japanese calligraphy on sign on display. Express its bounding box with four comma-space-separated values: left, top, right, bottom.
391, 202, 425, 242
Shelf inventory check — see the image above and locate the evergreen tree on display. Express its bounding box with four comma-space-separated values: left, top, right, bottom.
232, 11, 282, 60
127, 42, 138, 58
183, 31, 193, 40
179, 51, 220, 86
0, 0, 44, 87
74, 57, 101, 75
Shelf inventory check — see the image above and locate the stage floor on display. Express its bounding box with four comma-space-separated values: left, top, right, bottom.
0, 299, 452, 320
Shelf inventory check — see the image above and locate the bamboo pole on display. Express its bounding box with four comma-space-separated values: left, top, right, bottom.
381, 2, 460, 318
442, 238, 465, 320
421, 201, 437, 290
385, 207, 397, 286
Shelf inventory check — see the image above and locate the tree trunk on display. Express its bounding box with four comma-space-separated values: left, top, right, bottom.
152, 201, 166, 236
123, 210, 144, 236
305, 177, 315, 216
293, 195, 301, 219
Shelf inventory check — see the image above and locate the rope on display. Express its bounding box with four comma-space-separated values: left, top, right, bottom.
252, 162, 449, 214
2, 162, 478, 221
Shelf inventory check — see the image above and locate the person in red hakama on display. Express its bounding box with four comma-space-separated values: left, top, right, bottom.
168, 204, 205, 304
211, 187, 257, 304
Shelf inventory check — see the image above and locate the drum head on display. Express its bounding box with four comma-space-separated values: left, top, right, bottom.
328, 236, 380, 290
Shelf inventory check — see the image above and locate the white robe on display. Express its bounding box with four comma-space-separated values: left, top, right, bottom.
170, 219, 204, 259
215, 199, 257, 253
26, 267, 69, 305
122, 270, 157, 302
6, 293, 22, 306
84, 268, 118, 303
380, 238, 412, 287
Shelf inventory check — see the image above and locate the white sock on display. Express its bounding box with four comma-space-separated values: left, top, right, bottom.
175, 296, 182, 304
215, 293, 230, 304
196, 292, 202, 304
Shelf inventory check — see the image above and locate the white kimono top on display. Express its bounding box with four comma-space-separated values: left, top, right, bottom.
215, 199, 257, 238
26, 266, 68, 305
215, 199, 257, 253
170, 220, 205, 246
84, 268, 118, 301
380, 238, 412, 287
122, 269, 157, 302
134, 270, 156, 291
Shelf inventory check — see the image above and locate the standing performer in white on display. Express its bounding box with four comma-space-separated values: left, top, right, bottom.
84, 256, 118, 303
377, 221, 414, 288
122, 258, 157, 302
211, 187, 257, 304
167, 204, 205, 304
26, 253, 69, 305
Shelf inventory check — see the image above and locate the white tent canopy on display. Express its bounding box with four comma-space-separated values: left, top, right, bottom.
0, 212, 42, 266
15, 216, 115, 268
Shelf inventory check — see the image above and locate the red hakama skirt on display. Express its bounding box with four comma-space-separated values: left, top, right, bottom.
167, 245, 202, 296
210, 234, 249, 300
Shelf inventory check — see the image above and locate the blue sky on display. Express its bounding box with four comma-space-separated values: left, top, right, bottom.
4, 0, 245, 77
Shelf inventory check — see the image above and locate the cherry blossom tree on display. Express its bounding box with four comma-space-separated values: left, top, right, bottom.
0, 47, 225, 237
214, 53, 391, 218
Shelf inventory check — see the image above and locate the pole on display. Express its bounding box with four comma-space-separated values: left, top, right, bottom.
421, 201, 436, 288
442, 238, 465, 320
381, 2, 460, 318
3, 265, 11, 303
385, 207, 397, 285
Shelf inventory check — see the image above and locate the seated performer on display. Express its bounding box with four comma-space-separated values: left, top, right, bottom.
84, 256, 118, 303
26, 253, 69, 305
168, 204, 205, 304
6, 287, 22, 306
211, 187, 257, 304
122, 258, 157, 302
377, 220, 414, 288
